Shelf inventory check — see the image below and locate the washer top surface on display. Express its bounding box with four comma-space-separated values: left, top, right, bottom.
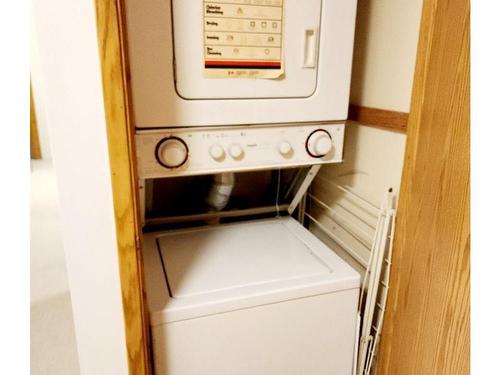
144, 217, 360, 325
159, 219, 332, 299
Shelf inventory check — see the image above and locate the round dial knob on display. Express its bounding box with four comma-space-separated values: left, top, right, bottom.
229, 144, 244, 159
306, 129, 333, 158
209, 144, 225, 161
278, 141, 292, 156
155, 137, 189, 169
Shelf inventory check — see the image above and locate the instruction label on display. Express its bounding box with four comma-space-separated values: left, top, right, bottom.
203, 0, 285, 79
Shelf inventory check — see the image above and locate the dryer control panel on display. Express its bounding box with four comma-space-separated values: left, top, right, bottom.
136, 123, 345, 178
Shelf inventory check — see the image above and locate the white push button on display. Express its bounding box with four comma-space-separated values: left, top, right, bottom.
229, 144, 244, 159
278, 141, 292, 156
209, 144, 225, 161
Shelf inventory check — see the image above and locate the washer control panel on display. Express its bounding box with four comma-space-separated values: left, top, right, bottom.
136, 123, 345, 178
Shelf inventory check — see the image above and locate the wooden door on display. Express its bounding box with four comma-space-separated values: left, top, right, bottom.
377, 0, 470, 374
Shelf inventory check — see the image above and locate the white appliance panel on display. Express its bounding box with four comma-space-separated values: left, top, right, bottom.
124, 0, 358, 128
136, 123, 345, 178
172, 0, 322, 99
153, 291, 359, 375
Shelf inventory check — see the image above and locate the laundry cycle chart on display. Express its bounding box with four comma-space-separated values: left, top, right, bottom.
203, 0, 285, 79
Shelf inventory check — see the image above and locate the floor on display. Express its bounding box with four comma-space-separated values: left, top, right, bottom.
31, 159, 80, 375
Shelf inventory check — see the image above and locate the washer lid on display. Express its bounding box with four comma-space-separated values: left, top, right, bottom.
159, 219, 332, 299
144, 217, 360, 325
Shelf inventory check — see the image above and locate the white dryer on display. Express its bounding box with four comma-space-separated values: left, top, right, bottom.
143, 217, 360, 375
126, 0, 358, 178
124, 0, 358, 128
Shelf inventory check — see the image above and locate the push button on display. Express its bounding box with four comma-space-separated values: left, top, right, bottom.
229, 144, 244, 160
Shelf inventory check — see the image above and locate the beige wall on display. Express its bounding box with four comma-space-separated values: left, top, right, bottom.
310, 1, 423, 267
320, 0, 424, 205
31, 0, 129, 373
350, 0, 423, 112
317, 123, 407, 206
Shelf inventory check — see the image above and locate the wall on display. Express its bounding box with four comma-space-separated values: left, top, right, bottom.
345, 0, 423, 199
317, 124, 407, 206
315, 0, 424, 205
311, 0, 423, 266
31, 1, 129, 374
350, 0, 424, 112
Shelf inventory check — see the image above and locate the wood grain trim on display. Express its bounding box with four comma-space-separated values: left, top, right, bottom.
348, 105, 409, 131
30, 84, 42, 159
95, 1, 151, 374
377, 0, 470, 374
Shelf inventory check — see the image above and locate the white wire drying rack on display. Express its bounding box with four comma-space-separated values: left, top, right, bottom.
298, 177, 396, 375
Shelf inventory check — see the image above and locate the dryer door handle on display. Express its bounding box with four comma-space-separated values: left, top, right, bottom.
303, 28, 319, 68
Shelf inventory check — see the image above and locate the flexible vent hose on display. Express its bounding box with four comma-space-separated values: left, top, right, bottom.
206, 173, 235, 211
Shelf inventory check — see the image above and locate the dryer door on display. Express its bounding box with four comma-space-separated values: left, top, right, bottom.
172, 0, 323, 100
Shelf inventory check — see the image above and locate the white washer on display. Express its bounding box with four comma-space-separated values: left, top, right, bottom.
143, 217, 360, 375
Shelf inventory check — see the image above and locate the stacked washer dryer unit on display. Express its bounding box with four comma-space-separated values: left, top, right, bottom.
126, 1, 359, 374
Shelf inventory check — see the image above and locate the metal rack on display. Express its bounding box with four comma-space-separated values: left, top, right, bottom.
299, 178, 396, 375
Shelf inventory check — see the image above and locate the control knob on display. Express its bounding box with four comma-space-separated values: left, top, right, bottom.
155, 137, 189, 169
306, 129, 333, 158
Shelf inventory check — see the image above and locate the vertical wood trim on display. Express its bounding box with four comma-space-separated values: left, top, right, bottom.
94, 1, 150, 374
378, 0, 470, 374
30, 84, 42, 160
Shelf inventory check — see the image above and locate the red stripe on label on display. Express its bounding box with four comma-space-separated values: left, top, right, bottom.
205, 60, 281, 67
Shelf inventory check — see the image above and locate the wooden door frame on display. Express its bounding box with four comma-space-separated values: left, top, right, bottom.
30, 84, 42, 160
377, 0, 470, 373
94, 0, 470, 373
94, 1, 151, 374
